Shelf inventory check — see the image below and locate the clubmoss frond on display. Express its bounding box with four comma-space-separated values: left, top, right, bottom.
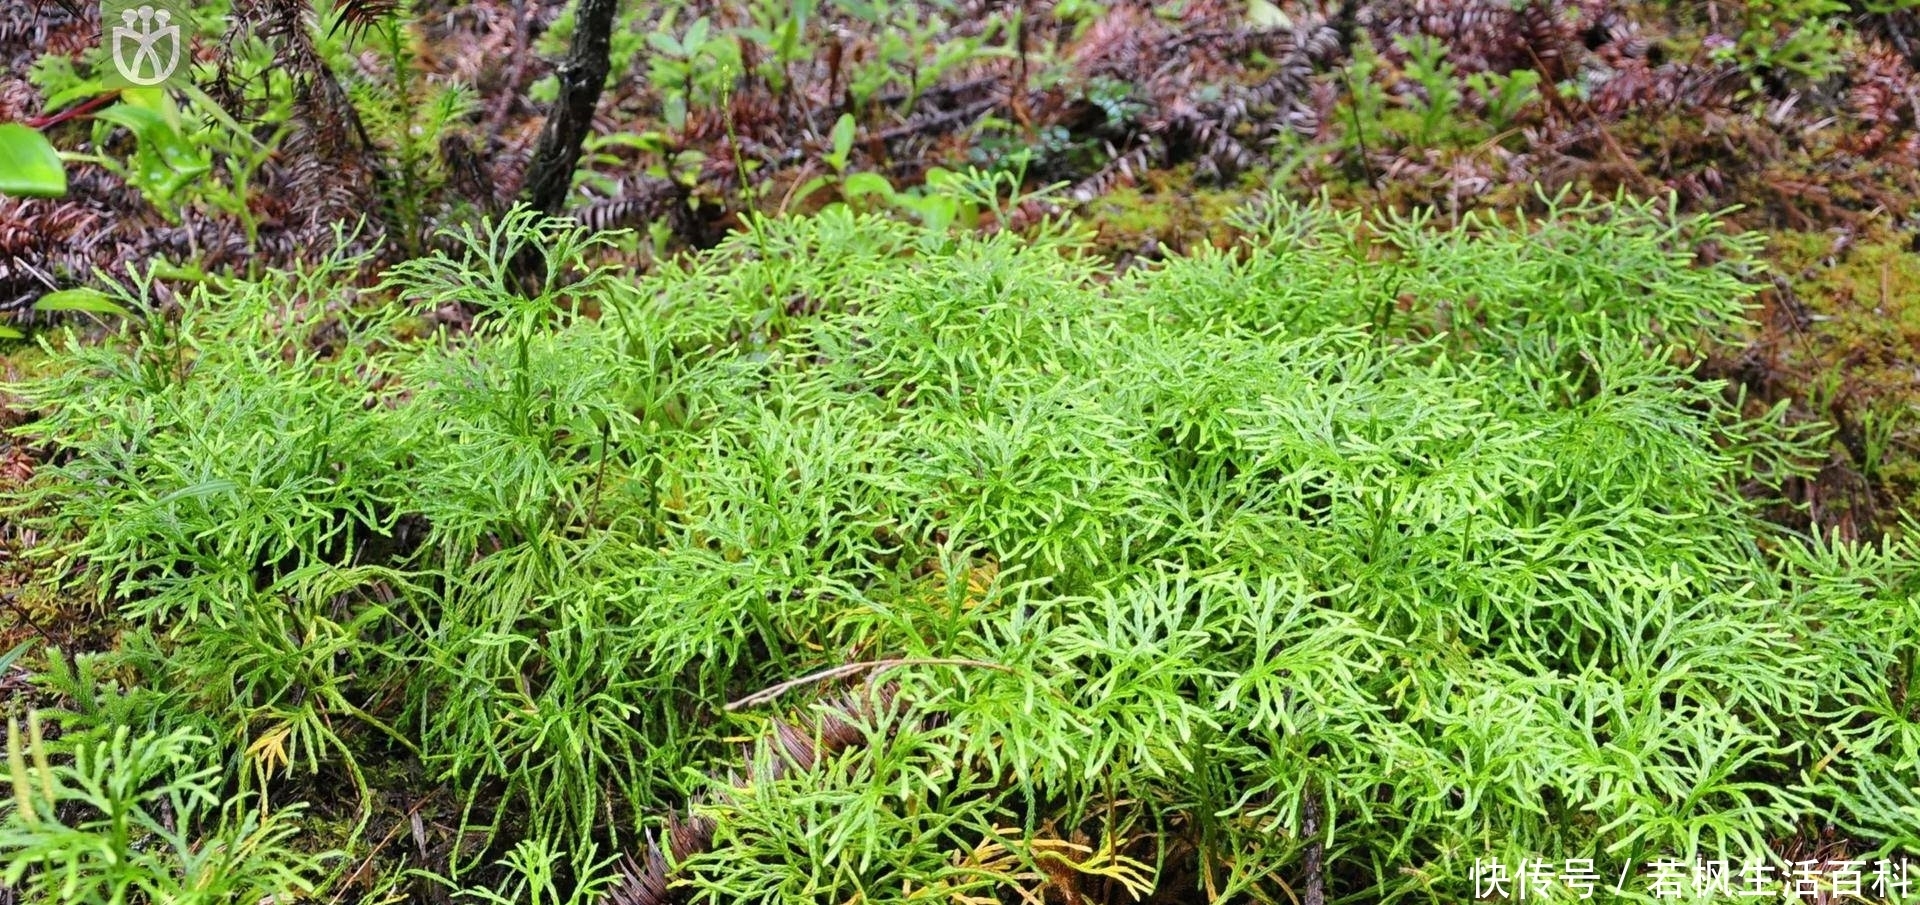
6, 192, 1916, 903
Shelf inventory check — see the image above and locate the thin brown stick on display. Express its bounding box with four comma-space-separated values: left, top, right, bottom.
1524, 44, 1657, 197
871, 96, 1004, 145
724, 657, 1011, 711
1338, 67, 1377, 191
0, 591, 63, 648
328, 791, 438, 905
1302, 790, 1326, 905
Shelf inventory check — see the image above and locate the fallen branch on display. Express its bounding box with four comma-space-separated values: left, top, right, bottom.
605, 682, 909, 905
724, 657, 1010, 711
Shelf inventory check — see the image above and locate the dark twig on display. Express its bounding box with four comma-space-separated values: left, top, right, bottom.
871, 95, 1006, 146
724, 657, 1011, 711
605, 683, 908, 905
327, 792, 438, 905
0, 591, 64, 649
1338, 67, 1377, 191
24, 91, 120, 129
518, 0, 620, 215
1302, 789, 1326, 905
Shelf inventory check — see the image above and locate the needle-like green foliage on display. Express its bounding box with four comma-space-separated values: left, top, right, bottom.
6, 188, 1917, 902
1, 713, 330, 905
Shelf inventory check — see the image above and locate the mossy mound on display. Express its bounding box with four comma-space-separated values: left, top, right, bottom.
5, 195, 1918, 903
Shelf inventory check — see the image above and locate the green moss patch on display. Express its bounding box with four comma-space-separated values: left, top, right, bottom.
5, 197, 1918, 902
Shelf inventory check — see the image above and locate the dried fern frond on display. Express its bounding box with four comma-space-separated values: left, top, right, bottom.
599, 682, 904, 905
326, 0, 400, 45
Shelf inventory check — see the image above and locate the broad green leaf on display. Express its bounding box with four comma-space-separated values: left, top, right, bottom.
789, 175, 832, 209
842, 171, 893, 200
0, 123, 66, 198
776, 16, 800, 58
149, 258, 209, 282
34, 288, 131, 318
586, 132, 667, 154
828, 114, 856, 172
0, 640, 32, 674
96, 103, 205, 170
645, 32, 684, 57
1246, 0, 1291, 29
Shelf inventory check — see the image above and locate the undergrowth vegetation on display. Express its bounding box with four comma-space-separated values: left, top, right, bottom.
5, 188, 1920, 902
